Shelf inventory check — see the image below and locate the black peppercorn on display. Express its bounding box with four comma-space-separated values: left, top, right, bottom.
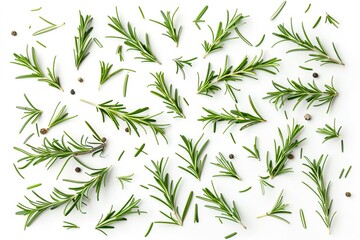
11, 31, 17, 36
125, 127, 129, 133
75, 167, 81, 173
312, 72, 319, 78
70, 89, 75, 95
304, 114, 311, 121
229, 154, 234, 159
345, 192, 351, 197
287, 153, 294, 159
78, 77, 83, 83
101, 137, 106, 142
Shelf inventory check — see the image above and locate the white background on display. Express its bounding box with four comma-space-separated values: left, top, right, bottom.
0, 0, 359, 239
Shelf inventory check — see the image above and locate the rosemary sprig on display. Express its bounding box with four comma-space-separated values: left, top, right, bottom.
117, 174, 134, 189
193, 6, 208, 30
150, 7, 182, 47
199, 96, 266, 133
257, 190, 291, 223
176, 133, 209, 180
99, 61, 134, 89
16, 94, 43, 134
33, 16, 65, 36
316, 119, 342, 143
202, 10, 246, 58
108, 7, 160, 64
242, 136, 260, 160
145, 158, 193, 226
149, 72, 185, 118
302, 155, 336, 234
197, 181, 246, 228
212, 152, 241, 180
265, 78, 337, 113
14, 122, 106, 178
63, 221, 80, 230
325, 13, 339, 28
273, 20, 344, 65
12, 46, 63, 91
197, 53, 280, 101
41, 102, 77, 134
173, 56, 197, 79
74, 12, 93, 69
81, 99, 168, 143
16, 166, 110, 229
260, 122, 305, 193
95, 195, 143, 235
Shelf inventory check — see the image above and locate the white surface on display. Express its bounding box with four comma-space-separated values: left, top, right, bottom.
0, 0, 359, 239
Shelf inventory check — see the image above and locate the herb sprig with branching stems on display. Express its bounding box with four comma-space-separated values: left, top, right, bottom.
98, 61, 134, 89
197, 53, 280, 101
199, 96, 266, 133
95, 195, 143, 235
302, 155, 336, 234
150, 7, 182, 47
108, 7, 160, 64
63, 221, 80, 230
202, 10, 246, 58
325, 13, 339, 28
173, 56, 197, 79
145, 158, 194, 226
273, 20, 344, 65
257, 190, 291, 223
265, 78, 337, 113
74, 12, 93, 69
193, 5, 208, 30
316, 119, 342, 143
242, 137, 260, 160
40, 102, 77, 134
16, 166, 111, 229
117, 174, 134, 189
149, 72, 185, 118
265, 122, 305, 179
212, 153, 241, 180
81, 99, 168, 144
12, 46, 63, 91
33, 16, 65, 36
260, 122, 305, 193
176, 133, 209, 180
14, 121, 106, 179
197, 181, 246, 229
16, 94, 43, 134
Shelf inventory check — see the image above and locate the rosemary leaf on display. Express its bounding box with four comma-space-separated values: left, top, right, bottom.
193, 6, 208, 30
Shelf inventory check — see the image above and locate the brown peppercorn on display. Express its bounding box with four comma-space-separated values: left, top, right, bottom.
70, 89, 75, 95
11, 31, 17, 36
312, 72, 319, 78
75, 167, 81, 173
345, 192, 351, 197
78, 77, 84, 83
287, 153, 294, 159
304, 114, 311, 121
229, 154, 234, 159
40, 128, 48, 134
125, 127, 129, 133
